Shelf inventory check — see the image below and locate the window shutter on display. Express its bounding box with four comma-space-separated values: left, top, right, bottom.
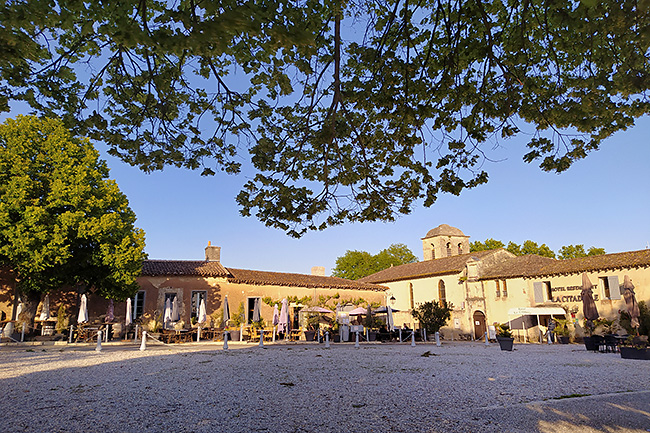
608, 276, 621, 299
533, 282, 544, 303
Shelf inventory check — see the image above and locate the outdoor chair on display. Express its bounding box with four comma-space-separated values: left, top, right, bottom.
604, 334, 619, 353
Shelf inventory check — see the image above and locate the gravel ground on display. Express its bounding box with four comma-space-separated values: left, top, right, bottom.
1, 340, 649, 433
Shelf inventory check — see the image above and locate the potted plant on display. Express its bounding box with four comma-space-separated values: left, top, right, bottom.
495, 323, 514, 351
620, 335, 650, 360
582, 319, 601, 351
304, 315, 319, 341
553, 318, 571, 344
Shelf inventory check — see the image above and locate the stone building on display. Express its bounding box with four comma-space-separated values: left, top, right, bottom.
1, 242, 386, 335
360, 224, 650, 342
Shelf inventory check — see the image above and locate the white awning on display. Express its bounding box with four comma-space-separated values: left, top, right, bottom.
507, 307, 566, 316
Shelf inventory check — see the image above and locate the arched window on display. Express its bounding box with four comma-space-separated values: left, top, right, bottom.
458, 243, 463, 254
438, 280, 446, 304
446, 242, 452, 257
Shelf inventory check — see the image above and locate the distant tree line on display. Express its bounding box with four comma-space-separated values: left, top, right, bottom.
470, 239, 606, 259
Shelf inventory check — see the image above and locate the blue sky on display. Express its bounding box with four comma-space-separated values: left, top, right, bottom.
93, 115, 650, 275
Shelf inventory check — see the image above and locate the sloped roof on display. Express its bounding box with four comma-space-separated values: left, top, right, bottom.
226, 268, 387, 291
359, 250, 497, 284
142, 260, 230, 277
423, 224, 467, 239
479, 249, 650, 280
480, 255, 557, 279
531, 249, 650, 277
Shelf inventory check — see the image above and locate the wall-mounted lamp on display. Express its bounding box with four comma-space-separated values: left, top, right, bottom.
389, 295, 396, 305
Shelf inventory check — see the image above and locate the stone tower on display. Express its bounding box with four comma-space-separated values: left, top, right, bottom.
421, 224, 470, 261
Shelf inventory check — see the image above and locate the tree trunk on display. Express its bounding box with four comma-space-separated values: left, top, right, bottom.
16, 289, 42, 336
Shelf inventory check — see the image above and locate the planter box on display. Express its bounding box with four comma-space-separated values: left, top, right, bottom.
558, 336, 570, 344
304, 331, 316, 341
496, 336, 514, 351
228, 330, 240, 342
583, 336, 604, 351
620, 347, 650, 360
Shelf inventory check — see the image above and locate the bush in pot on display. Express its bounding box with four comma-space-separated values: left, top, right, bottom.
495, 323, 514, 351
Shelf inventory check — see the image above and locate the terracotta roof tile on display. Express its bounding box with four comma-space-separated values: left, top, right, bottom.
226, 268, 387, 291
359, 250, 497, 284
142, 260, 230, 277
532, 249, 650, 277
480, 255, 557, 279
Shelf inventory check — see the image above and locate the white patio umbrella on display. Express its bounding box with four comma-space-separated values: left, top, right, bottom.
278, 298, 289, 334
171, 296, 180, 322
125, 298, 133, 327
252, 298, 261, 322
348, 306, 368, 315
77, 294, 88, 323
39, 294, 50, 321
163, 298, 172, 327
272, 304, 279, 326
198, 299, 207, 324
222, 295, 231, 327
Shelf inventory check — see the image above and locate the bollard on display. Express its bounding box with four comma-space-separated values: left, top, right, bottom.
272, 326, 276, 343
325, 331, 330, 348
435, 331, 441, 347
139, 331, 147, 351
423, 328, 427, 342
69, 325, 74, 343
240, 324, 244, 342
259, 329, 264, 347
355, 331, 360, 348
197, 326, 201, 343
411, 331, 416, 347
21, 322, 25, 342
134, 324, 139, 343
484, 331, 489, 346
547, 332, 552, 345
96, 330, 102, 352
399, 328, 402, 343
223, 331, 229, 350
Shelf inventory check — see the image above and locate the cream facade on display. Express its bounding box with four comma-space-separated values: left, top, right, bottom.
362, 225, 650, 342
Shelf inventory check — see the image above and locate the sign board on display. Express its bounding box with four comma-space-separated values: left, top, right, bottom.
454, 318, 461, 329
507, 307, 566, 316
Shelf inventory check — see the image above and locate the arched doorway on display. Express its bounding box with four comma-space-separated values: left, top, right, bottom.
473, 311, 486, 340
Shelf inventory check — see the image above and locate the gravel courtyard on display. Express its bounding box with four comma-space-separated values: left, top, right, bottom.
1, 341, 649, 433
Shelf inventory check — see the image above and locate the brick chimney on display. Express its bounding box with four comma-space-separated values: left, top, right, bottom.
311, 266, 325, 276
205, 241, 221, 262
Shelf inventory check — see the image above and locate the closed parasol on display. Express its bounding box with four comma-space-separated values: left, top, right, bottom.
77, 294, 88, 324
198, 299, 207, 324
581, 273, 599, 324
252, 298, 261, 322
278, 298, 289, 334
125, 298, 133, 327
222, 295, 231, 327
39, 294, 50, 321
622, 275, 641, 329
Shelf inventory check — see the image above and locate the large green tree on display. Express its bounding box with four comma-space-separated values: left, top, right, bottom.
0, 115, 146, 327
1, 1, 648, 237
332, 243, 418, 280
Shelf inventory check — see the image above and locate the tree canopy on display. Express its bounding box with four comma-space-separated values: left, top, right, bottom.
470, 238, 606, 259
332, 243, 418, 280
2, 1, 649, 237
0, 116, 146, 321
411, 301, 453, 334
